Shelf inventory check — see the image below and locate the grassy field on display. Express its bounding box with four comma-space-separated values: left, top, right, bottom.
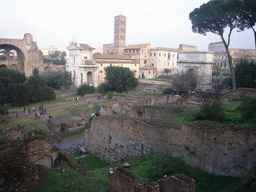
0, 117, 47, 130
9, 98, 75, 113
39, 153, 254, 192
169, 101, 255, 127
0, 116, 48, 138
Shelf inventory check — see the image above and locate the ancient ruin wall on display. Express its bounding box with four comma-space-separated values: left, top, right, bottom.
87, 116, 256, 177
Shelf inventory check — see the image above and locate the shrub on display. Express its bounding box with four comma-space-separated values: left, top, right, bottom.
212, 70, 220, 76
77, 84, 95, 96
238, 97, 256, 125
97, 83, 109, 94
222, 77, 232, 88
195, 99, 226, 122
162, 88, 174, 95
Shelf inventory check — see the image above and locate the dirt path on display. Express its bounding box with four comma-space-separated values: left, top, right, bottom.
6, 95, 103, 122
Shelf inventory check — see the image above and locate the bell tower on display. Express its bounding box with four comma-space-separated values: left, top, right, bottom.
113, 15, 126, 55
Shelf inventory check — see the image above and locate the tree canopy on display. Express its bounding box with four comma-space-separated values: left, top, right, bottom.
238, 0, 256, 49
104, 66, 138, 92
235, 59, 256, 88
0, 68, 55, 106
42, 71, 72, 89
189, 0, 243, 89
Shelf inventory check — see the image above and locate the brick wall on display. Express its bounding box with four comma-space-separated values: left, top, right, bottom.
108, 167, 195, 192
87, 116, 256, 177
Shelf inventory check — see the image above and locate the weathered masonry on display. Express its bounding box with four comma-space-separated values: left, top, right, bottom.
86, 116, 256, 177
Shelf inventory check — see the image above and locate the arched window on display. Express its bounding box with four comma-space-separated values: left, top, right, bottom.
0, 49, 7, 61
87, 71, 93, 86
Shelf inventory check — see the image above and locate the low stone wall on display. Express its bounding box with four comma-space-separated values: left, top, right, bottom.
221, 88, 256, 101
130, 105, 186, 120
88, 116, 256, 177
2, 125, 26, 139
108, 167, 195, 192
76, 109, 89, 120
47, 115, 86, 133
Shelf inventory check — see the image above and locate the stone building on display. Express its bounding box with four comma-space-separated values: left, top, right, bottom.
208, 41, 256, 70
0, 33, 44, 76
139, 64, 157, 79
150, 47, 179, 75
103, 44, 114, 55
124, 44, 151, 66
178, 51, 214, 90
93, 54, 139, 85
65, 41, 98, 88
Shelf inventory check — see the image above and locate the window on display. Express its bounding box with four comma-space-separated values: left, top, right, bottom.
133, 50, 135, 53
159, 53, 161, 56
164, 53, 166, 57
144, 60, 147, 64
154, 53, 156, 56
101, 63, 102, 67
152, 64, 154, 66
149, 71, 151, 74
150, 53, 152, 56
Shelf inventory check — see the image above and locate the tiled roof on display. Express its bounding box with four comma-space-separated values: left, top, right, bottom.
139, 64, 156, 70
125, 44, 150, 49
93, 54, 132, 60
150, 47, 179, 52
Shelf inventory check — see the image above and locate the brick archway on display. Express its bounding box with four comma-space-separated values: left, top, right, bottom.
0, 33, 43, 77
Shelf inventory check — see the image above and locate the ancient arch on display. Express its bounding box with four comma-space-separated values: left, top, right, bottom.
0, 44, 25, 72
0, 33, 43, 76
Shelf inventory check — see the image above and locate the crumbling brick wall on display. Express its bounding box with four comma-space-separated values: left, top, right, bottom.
108, 167, 195, 192
0, 131, 60, 190
87, 116, 256, 177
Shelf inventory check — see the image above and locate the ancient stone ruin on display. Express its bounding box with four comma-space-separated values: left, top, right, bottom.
86, 109, 256, 177
0, 129, 60, 190
108, 166, 196, 192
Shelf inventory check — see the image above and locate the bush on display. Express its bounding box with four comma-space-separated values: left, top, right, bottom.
235, 60, 256, 88
238, 97, 256, 125
195, 99, 226, 122
77, 84, 95, 96
0, 103, 10, 115
162, 88, 174, 95
222, 77, 232, 88
97, 83, 109, 94
212, 70, 220, 76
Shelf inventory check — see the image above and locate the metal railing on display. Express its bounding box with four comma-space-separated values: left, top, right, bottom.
61, 142, 85, 154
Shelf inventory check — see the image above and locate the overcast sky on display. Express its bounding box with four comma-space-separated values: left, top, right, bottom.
0, 0, 254, 51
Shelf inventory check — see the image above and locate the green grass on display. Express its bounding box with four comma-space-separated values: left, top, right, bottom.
39, 163, 107, 192
137, 91, 162, 95
169, 101, 255, 127
48, 107, 70, 118
129, 154, 241, 192
40, 154, 111, 192
9, 98, 75, 113
0, 116, 48, 131
39, 152, 255, 192
70, 105, 96, 116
